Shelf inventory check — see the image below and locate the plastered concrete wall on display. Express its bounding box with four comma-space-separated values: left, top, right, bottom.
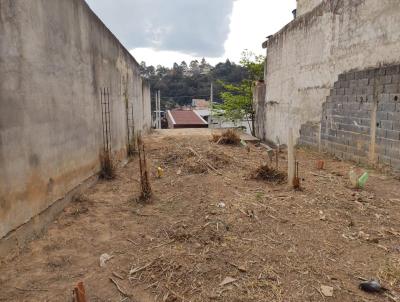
142, 81, 152, 133
296, 0, 323, 16
0, 0, 151, 240
253, 82, 266, 140
260, 0, 400, 145
299, 65, 400, 171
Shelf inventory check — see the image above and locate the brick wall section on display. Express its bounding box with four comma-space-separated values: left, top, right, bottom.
299, 65, 400, 171
299, 122, 320, 148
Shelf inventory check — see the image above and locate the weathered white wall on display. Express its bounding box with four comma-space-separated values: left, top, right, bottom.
142, 81, 152, 133
260, 0, 400, 144
0, 0, 151, 240
296, 0, 323, 16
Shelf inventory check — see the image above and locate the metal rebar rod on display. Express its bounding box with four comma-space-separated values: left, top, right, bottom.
101, 88, 106, 152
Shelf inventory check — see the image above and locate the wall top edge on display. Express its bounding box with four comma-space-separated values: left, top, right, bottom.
262, 0, 365, 49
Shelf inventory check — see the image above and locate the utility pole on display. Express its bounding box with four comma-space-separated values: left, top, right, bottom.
157, 90, 161, 129
209, 82, 213, 128
154, 91, 157, 129
155, 91, 160, 129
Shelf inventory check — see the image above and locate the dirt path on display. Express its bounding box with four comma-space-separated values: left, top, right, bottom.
1, 130, 400, 301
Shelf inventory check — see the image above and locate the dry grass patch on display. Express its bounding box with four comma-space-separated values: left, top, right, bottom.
161, 147, 232, 174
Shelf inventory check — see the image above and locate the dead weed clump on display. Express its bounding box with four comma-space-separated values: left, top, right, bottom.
99, 151, 116, 180
250, 164, 287, 183
211, 129, 241, 145
137, 136, 152, 202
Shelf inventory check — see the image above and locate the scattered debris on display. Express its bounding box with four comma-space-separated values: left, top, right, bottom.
250, 164, 287, 183
229, 262, 247, 272
316, 160, 325, 170
162, 145, 230, 175
129, 260, 156, 275
112, 271, 124, 280
358, 172, 369, 189
359, 280, 388, 293
219, 277, 237, 286
15, 287, 48, 292
156, 166, 164, 178
349, 169, 369, 189
216, 202, 226, 208
110, 278, 130, 297
99, 253, 113, 267
320, 285, 334, 297
187, 147, 221, 175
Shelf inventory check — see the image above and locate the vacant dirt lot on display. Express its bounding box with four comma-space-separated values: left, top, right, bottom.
1, 129, 400, 302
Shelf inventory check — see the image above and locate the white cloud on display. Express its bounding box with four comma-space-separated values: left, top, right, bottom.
130, 0, 296, 67
86, 0, 235, 56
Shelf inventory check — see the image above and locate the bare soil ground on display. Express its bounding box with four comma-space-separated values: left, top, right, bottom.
1, 129, 400, 302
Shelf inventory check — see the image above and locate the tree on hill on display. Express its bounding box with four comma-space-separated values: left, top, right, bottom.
139, 57, 249, 110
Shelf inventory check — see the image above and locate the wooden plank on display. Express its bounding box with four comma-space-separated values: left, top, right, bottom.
288, 128, 295, 188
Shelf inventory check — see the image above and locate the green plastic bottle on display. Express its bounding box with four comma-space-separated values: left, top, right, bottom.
358, 172, 369, 189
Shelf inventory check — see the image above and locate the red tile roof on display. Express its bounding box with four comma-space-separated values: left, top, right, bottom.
169, 110, 207, 125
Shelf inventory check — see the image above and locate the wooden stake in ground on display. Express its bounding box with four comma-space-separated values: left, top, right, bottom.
137, 135, 152, 201
276, 137, 280, 169
287, 128, 295, 188
73, 282, 86, 302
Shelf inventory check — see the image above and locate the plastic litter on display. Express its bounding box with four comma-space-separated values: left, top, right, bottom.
99, 253, 113, 267
156, 167, 164, 178
358, 172, 369, 188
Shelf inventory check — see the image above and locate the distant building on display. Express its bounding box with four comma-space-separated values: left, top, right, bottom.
152, 110, 165, 128
194, 109, 210, 122
192, 99, 209, 109
167, 109, 208, 129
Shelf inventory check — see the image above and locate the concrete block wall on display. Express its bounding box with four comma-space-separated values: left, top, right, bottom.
0, 0, 151, 248
299, 65, 400, 171
298, 122, 320, 148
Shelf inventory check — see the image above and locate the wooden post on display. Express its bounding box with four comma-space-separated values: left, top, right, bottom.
369, 77, 378, 164
158, 91, 161, 129
73, 282, 86, 302
209, 82, 213, 128
288, 128, 295, 188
